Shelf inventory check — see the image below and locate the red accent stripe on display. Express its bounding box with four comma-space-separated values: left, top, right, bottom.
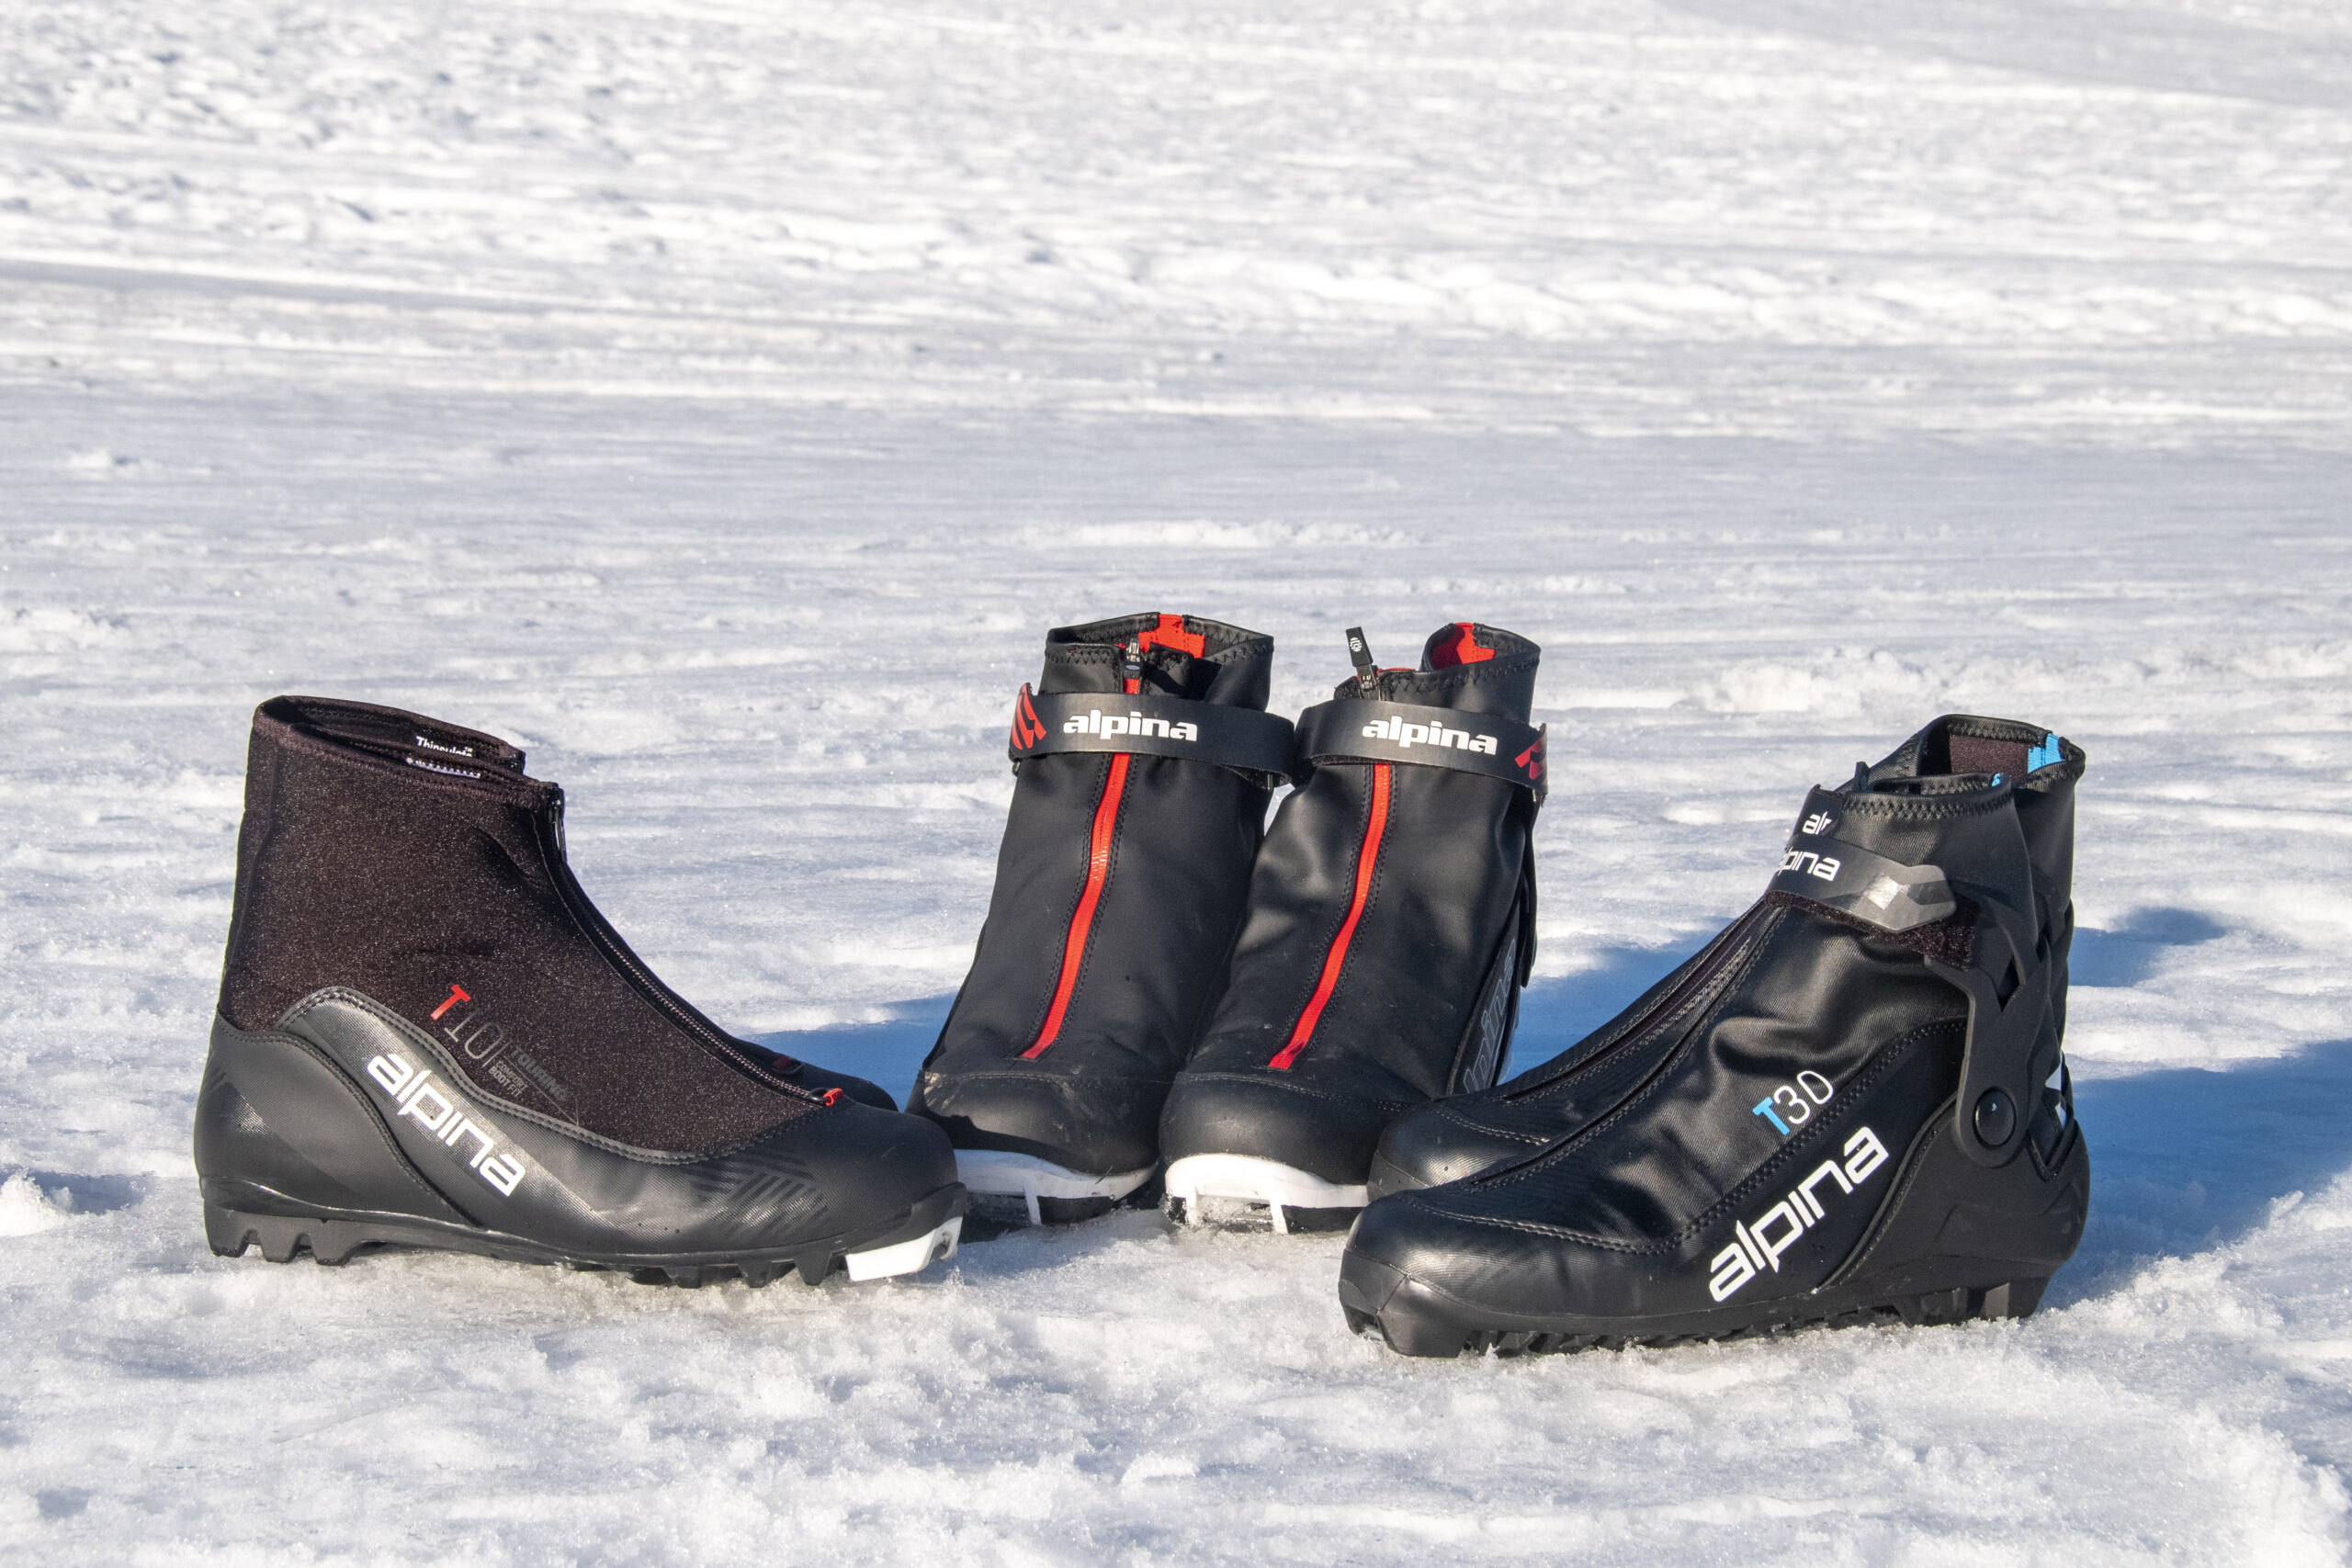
1021, 676, 1140, 1059
1268, 762, 1391, 1070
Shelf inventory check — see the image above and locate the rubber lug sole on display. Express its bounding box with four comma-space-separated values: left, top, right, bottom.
952, 1149, 1155, 1227
202, 1179, 967, 1287
1164, 1154, 1368, 1235
1337, 1253, 2050, 1359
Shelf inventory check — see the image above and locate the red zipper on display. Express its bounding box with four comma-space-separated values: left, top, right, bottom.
1021, 671, 1141, 1059
1269, 761, 1392, 1070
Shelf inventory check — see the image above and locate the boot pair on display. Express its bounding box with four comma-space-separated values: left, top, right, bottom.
913, 612, 1549, 1228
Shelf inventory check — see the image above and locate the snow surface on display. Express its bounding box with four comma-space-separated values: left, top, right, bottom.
4, 0, 2351, 1561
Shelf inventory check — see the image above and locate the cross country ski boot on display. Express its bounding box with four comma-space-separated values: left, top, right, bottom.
1364, 714, 2083, 1199
1159, 623, 1546, 1233
908, 614, 1295, 1224
1340, 716, 2089, 1355
195, 696, 966, 1284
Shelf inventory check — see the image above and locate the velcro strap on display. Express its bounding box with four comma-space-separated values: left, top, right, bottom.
1007, 685, 1296, 782
1294, 700, 1547, 800
1766, 788, 1958, 932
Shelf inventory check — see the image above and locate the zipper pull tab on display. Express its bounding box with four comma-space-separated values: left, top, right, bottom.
1345, 626, 1378, 693
547, 787, 568, 855
1121, 637, 1146, 694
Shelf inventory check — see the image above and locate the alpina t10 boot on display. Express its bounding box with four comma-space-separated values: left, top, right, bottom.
1159, 623, 1546, 1232
1340, 716, 2088, 1355
908, 614, 1295, 1224
1364, 714, 2083, 1200
195, 696, 966, 1285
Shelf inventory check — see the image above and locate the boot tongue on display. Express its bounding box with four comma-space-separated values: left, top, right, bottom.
1036, 612, 1273, 706
1857, 714, 2070, 793
1337, 621, 1540, 721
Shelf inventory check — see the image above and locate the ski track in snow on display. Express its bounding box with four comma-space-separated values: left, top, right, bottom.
3, 0, 2350, 1562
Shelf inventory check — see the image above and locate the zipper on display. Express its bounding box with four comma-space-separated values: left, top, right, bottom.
1501, 900, 1767, 1101
1268, 760, 1392, 1070
1021, 643, 1145, 1058
539, 790, 827, 1103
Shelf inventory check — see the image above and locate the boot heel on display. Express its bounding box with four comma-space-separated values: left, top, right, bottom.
1888, 1277, 2050, 1326
204, 1201, 373, 1266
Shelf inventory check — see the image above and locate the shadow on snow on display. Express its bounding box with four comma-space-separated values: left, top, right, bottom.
760, 919, 2352, 1310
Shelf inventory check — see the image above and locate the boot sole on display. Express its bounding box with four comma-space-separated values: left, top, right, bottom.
1164, 1154, 1367, 1235
202, 1179, 967, 1287
952, 1150, 1155, 1227
1337, 1250, 2050, 1358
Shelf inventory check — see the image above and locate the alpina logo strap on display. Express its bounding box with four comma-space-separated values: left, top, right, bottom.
1764, 788, 1958, 933
1007, 686, 1296, 783
1293, 700, 1547, 802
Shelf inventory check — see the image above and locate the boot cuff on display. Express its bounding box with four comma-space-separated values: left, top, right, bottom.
1329, 622, 1540, 722
254, 695, 550, 807
1039, 612, 1274, 706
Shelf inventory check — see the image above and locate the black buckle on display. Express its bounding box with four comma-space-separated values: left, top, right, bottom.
1926, 882, 2055, 1168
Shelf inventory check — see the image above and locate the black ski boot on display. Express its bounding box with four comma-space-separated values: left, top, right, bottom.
1340, 716, 2088, 1355
1365, 714, 2084, 1199
195, 696, 966, 1284
908, 614, 1295, 1224
1159, 623, 1546, 1232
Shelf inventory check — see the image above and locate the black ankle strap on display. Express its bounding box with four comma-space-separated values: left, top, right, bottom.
1764, 788, 1959, 931
1293, 700, 1547, 802
1008, 685, 1296, 784
1764, 785, 2056, 1169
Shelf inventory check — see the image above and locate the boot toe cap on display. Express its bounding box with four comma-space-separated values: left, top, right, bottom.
909, 1067, 1167, 1176
1159, 1071, 1406, 1188
735, 1102, 962, 1246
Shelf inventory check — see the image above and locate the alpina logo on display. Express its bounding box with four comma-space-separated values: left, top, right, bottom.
1064, 707, 1199, 742
1516, 734, 1544, 781
1361, 715, 1500, 755
1778, 847, 1843, 882
1706, 1125, 1890, 1302
363, 1050, 526, 1196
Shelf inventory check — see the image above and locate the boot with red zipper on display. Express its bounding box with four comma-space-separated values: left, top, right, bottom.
195, 696, 966, 1285
908, 614, 1295, 1224
1159, 622, 1546, 1233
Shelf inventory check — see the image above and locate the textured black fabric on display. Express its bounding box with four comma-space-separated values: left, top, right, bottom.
1159, 623, 1542, 1183
218, 695, 829, 1156
910, 615, 1277, 1174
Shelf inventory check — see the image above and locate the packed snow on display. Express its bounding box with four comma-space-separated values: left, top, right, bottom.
4, 0, 2350, 1561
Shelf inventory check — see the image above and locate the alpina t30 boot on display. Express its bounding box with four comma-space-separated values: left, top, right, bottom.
1159, 623, 1547, 1232
1364, 714, 2084, 1199
908, 614, 1295, 1224
195, 696, 966, 1284
1340, 716, 2088, 1355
